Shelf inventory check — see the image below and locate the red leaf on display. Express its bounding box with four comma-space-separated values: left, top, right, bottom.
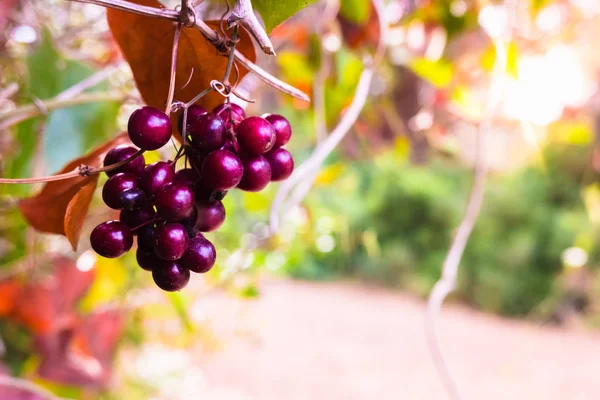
19, 133, 129, 250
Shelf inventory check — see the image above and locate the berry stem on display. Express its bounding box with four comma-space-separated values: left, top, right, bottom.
164, 22, 182, 115
0, 149, 145, 184
221, 25, 239, 85
184, 86, 213, 108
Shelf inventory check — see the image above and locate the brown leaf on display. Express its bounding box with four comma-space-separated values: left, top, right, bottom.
19, 134, 129, 249
64, 177, 98, 251
106, 0, 257, 112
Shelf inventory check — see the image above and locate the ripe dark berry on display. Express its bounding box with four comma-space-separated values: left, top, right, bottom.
103, 145, 145, 177
128, 106, 172, 150
236, 116, 276, 155
265, 148, 294, 181
136, 248, 157, 271
141, 161, 175, 195
102, 172, 140, 210
264, 114, 292, 148
137, 226, 155, 253
153, 223, 189, 260
120, 188, 147, 210
221, 139, 240, 153
90, 220, 133, 258
182, 235, 216, 273
155, 183, 195, 221
174, 168, 200, 187
177, 104, 207, 133
213, 103, 245, 130
195, 200, 225, 232
120, 205, 156, 233
188, 113, 226, 154
152, 261, 190, 291
237, 155, 271, 192
195, 181, 228, 203
201, 150, 243, 190
180, 207, 198, 237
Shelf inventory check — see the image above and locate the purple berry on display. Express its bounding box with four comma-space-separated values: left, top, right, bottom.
155, 182, 195, 221
90, 220, 133, 258
152, 261, 190, 291
120, 188, 147, 210
195, 181, 228, 203
174, 168, 200, 187
188, 113, 226, 154
137, 226, 155, 253
128, 106, 172, 150
136, 248, 158, 271
213, 103, 246, 130
141, 161, 175, 195
177, 104, 207, 133
265, 148, 294, 181
103, 145, 145, 177
264, 114, 292, 148
180, 207, 199, 237
201, 150, 243, 190
153, 223, 189, 260
236, 116, 276, 155
102, 172, 140, 210
195, 200, 225, 232
120, 205, 156, 233
182, 235, 216, 273
237, 155, 271, 192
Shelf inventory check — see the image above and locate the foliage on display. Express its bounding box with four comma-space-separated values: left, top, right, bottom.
274, 140, 598, 317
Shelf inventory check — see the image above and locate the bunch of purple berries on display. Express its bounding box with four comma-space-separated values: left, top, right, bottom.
89, 102, 294, 291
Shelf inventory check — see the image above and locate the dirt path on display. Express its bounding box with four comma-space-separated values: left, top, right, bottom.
192, 279, 600, 400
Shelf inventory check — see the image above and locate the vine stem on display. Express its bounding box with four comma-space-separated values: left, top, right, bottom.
423, 0, 515, 398
0, 149, 144, 184
269, 0, 387, 232
66, 0, 310, 102
221, 26, 239, 84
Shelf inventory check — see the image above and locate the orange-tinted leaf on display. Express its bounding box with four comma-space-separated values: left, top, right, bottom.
106, 0, 257, 113
64, 178, 98, 251
0, 280, 21, 317
19, 134, 128, 248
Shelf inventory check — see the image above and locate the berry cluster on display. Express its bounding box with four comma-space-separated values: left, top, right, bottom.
90, 103, 294, 291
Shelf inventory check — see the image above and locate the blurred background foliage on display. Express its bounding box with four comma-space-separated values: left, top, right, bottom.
2, 0, 600, 398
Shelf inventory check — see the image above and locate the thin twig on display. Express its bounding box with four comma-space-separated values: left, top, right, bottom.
165, 23, 182, 115
0, 149, 144, 184
0, 92, 126, 130
423, 1, 514, 398
66, 0, 310, 102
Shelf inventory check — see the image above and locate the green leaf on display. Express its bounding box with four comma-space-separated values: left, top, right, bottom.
339, 0, 370, 24
14, 28, 120, 176
251, 0, 319, 33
